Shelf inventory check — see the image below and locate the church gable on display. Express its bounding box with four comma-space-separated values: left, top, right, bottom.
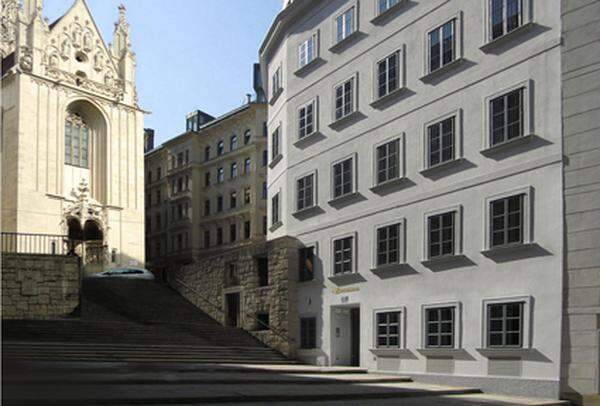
43, 0, 122, 100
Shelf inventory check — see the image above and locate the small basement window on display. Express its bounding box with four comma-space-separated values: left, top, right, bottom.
257, 257, 269, 287
256, 312, 270, 331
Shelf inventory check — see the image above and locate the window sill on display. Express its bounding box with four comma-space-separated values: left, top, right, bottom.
329, 30, 361, 53
292, 205, 321, 218
420, 158, 465, 177
476, 347, 533, 358
370, 177, 408, 193
480, 134, 535, 157
268, 154, 283, 169
481, 242, 536, 256
417, 348, 464, 357
328, 191, 360, 206
369, 348, 411, 358
369, 87, 407, 109
268, 221, 283, 233
370, 0, 408, 24
294, 57, 322, 76
421, 254, 466, 268
329, 110, 361, 130
480, 22, 535, 53
420, 58, 465, 83
370, 263, 408, 273
269, 88, 283, 105
294, 130, 322, 148
328, 272, 362, 284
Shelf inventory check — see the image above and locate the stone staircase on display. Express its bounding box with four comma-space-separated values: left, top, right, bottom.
2, 278, 290, 364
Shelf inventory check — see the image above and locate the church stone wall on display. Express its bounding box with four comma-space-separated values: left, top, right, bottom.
2, 253, 80, 320
169, 237, 300, 357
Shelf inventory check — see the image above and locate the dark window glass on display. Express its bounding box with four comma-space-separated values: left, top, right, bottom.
426, 307, 455, 348
297, 174, 314, 211
491, 0, 522, 40
333, 158, 353, 198
376, 139, 399, 184
488, 302, 523, 347
490, 88, 523, 146
333, 236, 353, 275
299, 246, 315, 282
377, 223, 400, 266
377, 52, 399, 99
428, 117, 455, 167
428, 212, 455, 258
257, 257, 269, 286
490, 194, 523, 248
376, 311, 401, 348
300, 317, 317, 349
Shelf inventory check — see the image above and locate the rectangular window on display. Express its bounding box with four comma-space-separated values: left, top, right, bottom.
334, 77, 355, 121
425, 307, 454, 348
377, 51, 399, 99
299, 246, 315, 282
333, 236, 353, 275
257, 257, 269, 286
297, 173, 315, 212
378, 0, 400, 15
490, 194, 523, 248
204, 146, 210, 161
428, 212, 455, 258
376, 311, 400, 348
216, 227, 223, 245
376, 223, 400, 267
298, 100, 316, 139
271, 127, 280, 160
256, 313, 270, 331
217, 168, 224, 183
271, 66, 282, 99
230, 191, 237, 209
490, 88, 523, 146
272, 193, 280, 225
244, 187, 251, 205
263, 216, 267, 235
376, 139, 399, 185
204, 199, 210, 216
244, 220, 251, 239
204, 230, 210, 248
217, 195, 223, 212
205, 172, 211, 187
488, 302, 523, 347
230, 223, 236, 243
231, 162, 238, 179
298, 33, 317, 69
427, 117, 455, 167
335, 6, 355, 44
244, 158, 251, 174
490, 0, 522, 40
428, 19, 455, 73
300, 317, 317, 349
262, 150, 268, 166
262, 182, 267, 199
333, 157, 354, 199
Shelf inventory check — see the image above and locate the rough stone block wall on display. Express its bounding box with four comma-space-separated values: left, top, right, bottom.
2, 254, 81, 319
561, 0, 600, 403
169, 237, 300, 357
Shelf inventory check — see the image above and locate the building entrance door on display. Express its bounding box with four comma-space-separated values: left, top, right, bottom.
226, 292, 240, 327
350, 307, 360, 366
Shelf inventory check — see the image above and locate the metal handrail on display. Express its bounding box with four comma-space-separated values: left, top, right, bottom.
0, 232, 78, 255
173, 277, 294, 344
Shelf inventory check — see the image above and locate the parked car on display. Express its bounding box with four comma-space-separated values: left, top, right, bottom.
91, 267, 155, 280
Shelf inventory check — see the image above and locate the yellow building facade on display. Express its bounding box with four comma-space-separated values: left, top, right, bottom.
1, 0, 145, 269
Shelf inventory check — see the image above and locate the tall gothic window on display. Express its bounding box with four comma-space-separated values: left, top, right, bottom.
65, 112, 89, 168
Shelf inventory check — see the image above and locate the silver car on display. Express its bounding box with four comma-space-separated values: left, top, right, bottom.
92, 267, 155, 280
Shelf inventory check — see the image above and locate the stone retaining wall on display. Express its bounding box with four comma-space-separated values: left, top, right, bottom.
169, 237, 300, 357
2, 253, 81, 319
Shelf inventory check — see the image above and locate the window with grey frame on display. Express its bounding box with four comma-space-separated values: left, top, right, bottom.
271, 193, 280, 225
428, 19, 455, 73
425, 307, 454, 348
272, 67, 281, 98
377, 51, 399, 99
217, 141, 224, 156
490, 0, 522, 40
300, 317, 317, 349
487, 302, 523, 347
376, 139, 400, 185
298, 34, 317, 69
298, 100, 316, 139
335, 6, 355, 44
230, 162, 238, 179
333, 236, 353, 275
297, 173, 315, 211
376, 311, 400, 348
335, 77, 355, 121
244, 157, 251, 174
428, 212, 455, 258
490, 194, 524, 248
299, 246, 315, 282
217, 167, 224, 183
378, 0, 400, 15
271, 127, 280, 160
376, 223, 400, 267
230, 135, 238, 151
427, 116, 455, 168
333, 157, 354, 199
65, 112, 89, 168
490, 88, 524, 146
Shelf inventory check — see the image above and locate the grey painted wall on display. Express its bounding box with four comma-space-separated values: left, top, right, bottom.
561, 0, 600, 403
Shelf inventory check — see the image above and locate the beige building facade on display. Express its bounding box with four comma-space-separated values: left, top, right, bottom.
1, 0, 145, 269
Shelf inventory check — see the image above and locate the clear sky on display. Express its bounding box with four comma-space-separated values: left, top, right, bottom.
43, 0, 282, 145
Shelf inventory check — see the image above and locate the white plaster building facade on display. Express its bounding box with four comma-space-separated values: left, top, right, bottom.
259, 0, 595, 400
1, 0, 145, 269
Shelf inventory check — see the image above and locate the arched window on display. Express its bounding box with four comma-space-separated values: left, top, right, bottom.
230, 162, 238, 179
217, 141, 224, 156
204, 146, 211, 161
244, 129, 252, 145
230, 135, 238, 151
65, 111, 89, 168
244, 157, 251, 174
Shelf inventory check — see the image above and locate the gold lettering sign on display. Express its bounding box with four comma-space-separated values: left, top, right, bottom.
332, 286, 359, 295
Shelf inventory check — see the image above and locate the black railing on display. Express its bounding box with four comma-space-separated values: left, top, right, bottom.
1, 232, 77, 255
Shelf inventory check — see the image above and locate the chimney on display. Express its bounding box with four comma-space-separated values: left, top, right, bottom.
144, 128, 154, 152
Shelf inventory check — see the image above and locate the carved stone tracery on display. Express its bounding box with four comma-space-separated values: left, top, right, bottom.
62, 179, 108, 235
